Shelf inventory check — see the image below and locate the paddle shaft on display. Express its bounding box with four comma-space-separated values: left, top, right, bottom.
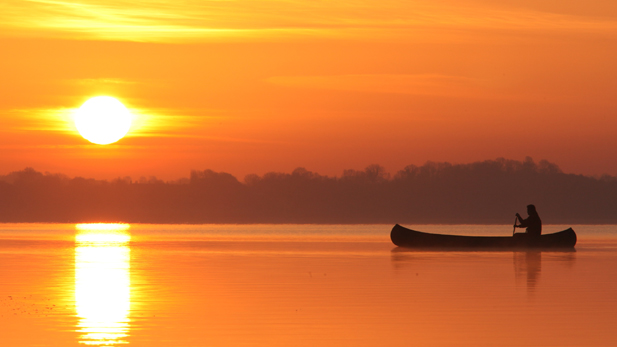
513, 216, 518, 235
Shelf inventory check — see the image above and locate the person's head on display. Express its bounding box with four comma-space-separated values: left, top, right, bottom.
527, 204, 537, 215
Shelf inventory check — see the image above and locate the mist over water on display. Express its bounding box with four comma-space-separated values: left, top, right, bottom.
1, 223, 616, 346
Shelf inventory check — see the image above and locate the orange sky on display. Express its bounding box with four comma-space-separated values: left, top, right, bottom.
1, 0, 617, 180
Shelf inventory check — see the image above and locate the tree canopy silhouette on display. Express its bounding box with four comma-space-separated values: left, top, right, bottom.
1, 157, 615, 224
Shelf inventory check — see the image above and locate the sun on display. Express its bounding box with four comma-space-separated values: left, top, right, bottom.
74, 96, 132, 145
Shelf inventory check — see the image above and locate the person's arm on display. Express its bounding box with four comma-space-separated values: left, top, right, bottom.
515, 213, 528, 228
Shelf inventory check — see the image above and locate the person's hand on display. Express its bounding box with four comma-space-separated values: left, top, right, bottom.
515, 213, 521, 218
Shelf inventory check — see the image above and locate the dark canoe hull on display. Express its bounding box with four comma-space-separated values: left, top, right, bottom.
390, 224, 577, 249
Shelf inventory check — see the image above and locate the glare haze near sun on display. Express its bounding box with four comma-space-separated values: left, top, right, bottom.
74, 96, 132, 145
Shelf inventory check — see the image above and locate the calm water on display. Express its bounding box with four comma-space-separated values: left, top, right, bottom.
1, 224, 616, 347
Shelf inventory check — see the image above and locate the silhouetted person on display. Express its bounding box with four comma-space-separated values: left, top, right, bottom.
515, 204, 542, 237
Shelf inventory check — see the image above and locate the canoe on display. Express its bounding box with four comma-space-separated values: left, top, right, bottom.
390, 224, 577, 249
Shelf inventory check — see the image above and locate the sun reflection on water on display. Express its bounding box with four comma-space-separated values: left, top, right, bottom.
75, 223, 131, 345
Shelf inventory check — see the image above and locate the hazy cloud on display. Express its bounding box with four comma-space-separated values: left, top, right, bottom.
1, 108, 76, 134
267, 74, 504, 99
0, 104, 206, 140
2, 0, 616, 41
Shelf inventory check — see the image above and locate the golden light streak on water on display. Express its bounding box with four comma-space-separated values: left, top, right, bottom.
75, 223, 131, 345
76, 223, 131, 232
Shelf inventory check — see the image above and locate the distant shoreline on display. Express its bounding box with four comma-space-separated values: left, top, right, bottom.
2, 158, 617, 224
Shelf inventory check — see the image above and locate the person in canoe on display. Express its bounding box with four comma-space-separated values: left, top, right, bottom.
515, 204, 542, 237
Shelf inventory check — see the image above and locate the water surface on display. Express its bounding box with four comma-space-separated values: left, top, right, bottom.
1, 224, 616, 346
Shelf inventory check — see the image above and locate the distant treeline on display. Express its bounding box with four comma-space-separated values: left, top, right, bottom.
1, 157, 616, 224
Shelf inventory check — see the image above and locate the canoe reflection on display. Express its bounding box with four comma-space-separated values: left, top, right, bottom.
513, 250, 576, 292
75, 224, 131, 345
513, 251, 541, 291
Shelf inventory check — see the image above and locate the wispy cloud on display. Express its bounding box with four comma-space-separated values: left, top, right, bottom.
267, 74, 509, 99
0, 105, 207, 139
1, 108, 76, 134
73, 78, 139, 86
129, 108, 223, 138
2, 0, 617, 42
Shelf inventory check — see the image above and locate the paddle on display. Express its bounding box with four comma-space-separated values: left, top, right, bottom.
512, 215, 518, 235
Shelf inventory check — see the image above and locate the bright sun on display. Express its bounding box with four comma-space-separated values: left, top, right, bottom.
75, 96, 132, 145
